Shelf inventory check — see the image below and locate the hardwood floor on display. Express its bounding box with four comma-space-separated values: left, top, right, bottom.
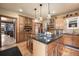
17, 41, 31, 56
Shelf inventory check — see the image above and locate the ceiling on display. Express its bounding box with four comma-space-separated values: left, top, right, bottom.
0, 3, 79, 18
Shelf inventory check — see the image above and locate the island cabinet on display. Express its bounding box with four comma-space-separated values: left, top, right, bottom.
47, 41, 57, 56
33, 39, 60, 56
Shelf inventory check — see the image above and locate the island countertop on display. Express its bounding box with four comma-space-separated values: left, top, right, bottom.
32, 34, 63, 44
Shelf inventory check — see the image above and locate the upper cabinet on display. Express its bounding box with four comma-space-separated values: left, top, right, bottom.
54, 16, 64, 29
18, 15, 33, 42
24, 17, 32, 26
47, 18, 55, 31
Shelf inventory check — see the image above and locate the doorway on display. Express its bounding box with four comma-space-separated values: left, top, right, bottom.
0, 16, 16, 47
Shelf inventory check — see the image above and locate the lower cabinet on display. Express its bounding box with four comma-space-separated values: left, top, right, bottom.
33, 39, 58, 56
63, 35, 79, 47
47, 41, 57, 56
61, 46, 79, 56
33, 40, 47, 56
58, 35, 79, 56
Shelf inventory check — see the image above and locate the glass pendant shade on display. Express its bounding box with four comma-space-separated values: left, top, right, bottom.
34, 8, 39, 23
39, 17, 43, 21
47, 3, 51, 19
34, 18, 39, 22
47, 13, 51, 19
39, 4, 43, 21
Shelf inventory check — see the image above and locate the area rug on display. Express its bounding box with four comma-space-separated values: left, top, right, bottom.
0, 46, 22, 56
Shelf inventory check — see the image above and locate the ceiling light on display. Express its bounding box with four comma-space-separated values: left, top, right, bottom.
52, 11, 55, 14
34, 8, 39, 23
39, 4, 43, 21
34, 18, 39, 23
39, 17, 43, 21
47, 14, 51, 19
47, 3, 51, 19
19, 9, 23, 12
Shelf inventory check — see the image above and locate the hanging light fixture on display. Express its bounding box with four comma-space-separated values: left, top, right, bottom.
47, 3, 51, 19
39, 4, 43, 21
34, 8, 39, 22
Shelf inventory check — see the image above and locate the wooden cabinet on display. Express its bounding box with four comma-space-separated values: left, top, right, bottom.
58, 35, 79, 56
32, 22, 43, 34
72, 35, 79, 47
19, 16, 26, 42
47, 18, 55, 32
24, 17, 32, 26
33, 40, 47, 56
18, 15, 33, 42
63, 35, 79, 47
0, 17, 1, 47
33, 35, 79, 56
63, 35, 73, 45
55, 16, 64, 29
61, 46, 79, 56
47, 41, 57, 56
33, 39, 58, 56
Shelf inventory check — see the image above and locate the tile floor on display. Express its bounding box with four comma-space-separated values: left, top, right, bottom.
1, 34, 16, 47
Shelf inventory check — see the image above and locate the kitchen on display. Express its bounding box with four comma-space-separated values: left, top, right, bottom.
0, 3, 79, 56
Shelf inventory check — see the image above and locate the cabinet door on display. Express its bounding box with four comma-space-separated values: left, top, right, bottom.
19, 16, 25, 42
62, 46, 79, 56
63, 35, 79, 47
71, 35, 79, 47
0, 17, 1, 47
57, 43, 64, 56
28, 18, 32, 26
55, 37, 64, 56
47, 42, 57, 56
63, 35, 73, 45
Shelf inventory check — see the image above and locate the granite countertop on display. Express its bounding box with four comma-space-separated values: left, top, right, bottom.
32, 34, 63, 44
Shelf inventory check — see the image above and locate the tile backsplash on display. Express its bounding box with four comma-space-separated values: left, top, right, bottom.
63, 29, 79, 34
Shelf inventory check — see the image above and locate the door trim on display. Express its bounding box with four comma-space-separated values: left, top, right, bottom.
0, 15, 17, 47
0, 16, 1, 47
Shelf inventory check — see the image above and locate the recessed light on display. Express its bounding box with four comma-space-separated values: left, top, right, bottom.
52, 11, 55, 14
19, 9, 23, 12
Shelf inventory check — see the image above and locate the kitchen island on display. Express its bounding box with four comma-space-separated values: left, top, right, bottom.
32, 33, 63, 56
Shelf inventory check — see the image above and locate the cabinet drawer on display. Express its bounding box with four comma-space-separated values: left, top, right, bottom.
62, 46, 79, 56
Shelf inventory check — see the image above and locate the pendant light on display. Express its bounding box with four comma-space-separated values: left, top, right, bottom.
47, 3, 51, 19
34, 8, 39, 22
39, 4, 43, 21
